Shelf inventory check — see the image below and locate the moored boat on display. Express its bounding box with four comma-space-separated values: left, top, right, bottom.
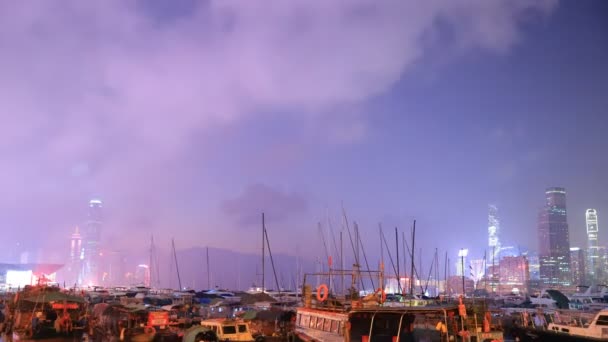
514, 308, 608, 341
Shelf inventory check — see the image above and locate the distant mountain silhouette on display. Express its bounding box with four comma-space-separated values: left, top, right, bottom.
154, 246, 318, 291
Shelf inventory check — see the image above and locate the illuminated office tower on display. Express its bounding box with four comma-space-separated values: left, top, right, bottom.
570, 247, 586, 285
83, 199, 103, 285
538, 187, 572, 287
586, 209, 600, 282
488, 205, 501, 261
67, 226, 83, 285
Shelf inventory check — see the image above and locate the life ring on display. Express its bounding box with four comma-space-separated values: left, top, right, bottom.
376, 288, 386, 303
316, 284, 329, 302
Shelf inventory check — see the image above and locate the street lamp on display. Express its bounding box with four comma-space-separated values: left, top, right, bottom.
458, 248, 469, 296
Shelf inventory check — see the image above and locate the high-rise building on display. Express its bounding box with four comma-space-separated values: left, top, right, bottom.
498, 256, 529, 295
488, 205, 501, 262
83, 199, 103, 285
586, 209, 600, 283
538, 187, 572, 287
570, 247, 586, 285
67, 226, 83, 285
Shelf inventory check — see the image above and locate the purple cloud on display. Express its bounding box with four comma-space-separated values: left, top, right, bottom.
221, 184, 308, 227
0, 0, 557, 253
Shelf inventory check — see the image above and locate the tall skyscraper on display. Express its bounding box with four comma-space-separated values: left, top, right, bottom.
488, 205, 501, 261
586, 209, 600, 282
488, 205, 501, 292
83, 199, 103, 285
67, 226, 83, 285
570, 247, 586, 285
538, 187, 572, 287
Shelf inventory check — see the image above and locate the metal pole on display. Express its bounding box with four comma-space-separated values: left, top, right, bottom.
262, 213, 265, 292
461, 250, 465, 296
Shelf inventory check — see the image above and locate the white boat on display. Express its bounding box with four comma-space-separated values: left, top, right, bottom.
535, 308, 608, 341
530, 289, 569, 309
498, 294, 527, 307
206, 289, 242, 303
569, 285, 608, 310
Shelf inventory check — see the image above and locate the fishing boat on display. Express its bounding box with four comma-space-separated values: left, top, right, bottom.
295, 268, 503, 342
10, 285, 87, 340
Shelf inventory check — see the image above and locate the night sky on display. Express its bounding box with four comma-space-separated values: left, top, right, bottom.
0, 1, 607, 270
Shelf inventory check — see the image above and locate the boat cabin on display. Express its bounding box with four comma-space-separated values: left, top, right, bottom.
547, 309, 608, 339
200, 319, 255, 341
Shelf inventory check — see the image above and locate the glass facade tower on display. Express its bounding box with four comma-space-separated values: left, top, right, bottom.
538, 187, 572, 287
586, 209, 600, 282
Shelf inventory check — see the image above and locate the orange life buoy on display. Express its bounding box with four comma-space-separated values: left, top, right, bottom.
316, 284, 329, 302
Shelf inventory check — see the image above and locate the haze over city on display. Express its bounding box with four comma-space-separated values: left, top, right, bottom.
0, 1, 607, 288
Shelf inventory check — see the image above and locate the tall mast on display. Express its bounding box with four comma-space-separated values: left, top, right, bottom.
402, 231, 407, 294
395, 227, 400, 294
444, 251, 448, 294
410, 220, 416, 296
264, 223, 281, 295
149, 235, 154, 287
262, 212, 266, 292
340, 231, 344, 296
172, 238, 182, 290
207, 246, 210, 289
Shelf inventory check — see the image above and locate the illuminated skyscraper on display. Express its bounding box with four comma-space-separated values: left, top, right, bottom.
570, 247, 586, 285
538, 187, 572, 287
498, 256, 529, 295
67, 226, 83, 285
83, 199, 103, 285
488, 205, 501, 261
586, 209, 600, 282
70, 226, 82, 264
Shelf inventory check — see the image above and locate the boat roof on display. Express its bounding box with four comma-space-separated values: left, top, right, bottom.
201, 319, 248, 325
298, 305, 460, 316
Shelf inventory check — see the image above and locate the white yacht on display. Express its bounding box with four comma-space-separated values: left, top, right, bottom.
569, 285, 608, 310
543, 309, 608, 341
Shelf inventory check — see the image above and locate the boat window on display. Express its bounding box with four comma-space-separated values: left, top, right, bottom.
596, 315, 608, 326
301, 315, 310, 328
316, 317, 324, 330
323, 318, 332, 332
331, 320, 339, 333
223, 326, 237, 334
309, 316, 317, 328
238, 325, 247, 333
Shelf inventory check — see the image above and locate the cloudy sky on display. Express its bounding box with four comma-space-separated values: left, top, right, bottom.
1, 1, 607, 268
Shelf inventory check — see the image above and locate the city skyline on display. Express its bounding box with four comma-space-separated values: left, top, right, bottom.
0, 1, 607, 271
